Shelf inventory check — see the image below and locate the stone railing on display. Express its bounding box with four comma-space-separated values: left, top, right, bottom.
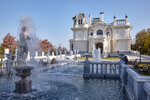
0, 60, 18, 74
0, 61, 6, 71
83, 53, 150, 100
83, 53, 121, 78
120, 63, 150, 100
144, 83, 150, 100
116, 20, 126, 25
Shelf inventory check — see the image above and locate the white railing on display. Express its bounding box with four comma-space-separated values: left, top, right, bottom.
116, 20, 126, 25
0, 60, 18, 73
83, 53, 150, 100
120, 63, 150, 100
0, 61, 6, 71
83, 54, 121, 78
144, 83, 150, 100
125, 68, 135, 100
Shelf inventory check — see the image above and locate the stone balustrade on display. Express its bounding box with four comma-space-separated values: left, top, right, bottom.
116, 20, 126, 25
0, 61, 17, 73
114, 20, 130, 26
83, 53, 121, 78
0, 61, 6, 71
144, 83, 150, 100
84, 53, 150, 100
120, 63, 150, 100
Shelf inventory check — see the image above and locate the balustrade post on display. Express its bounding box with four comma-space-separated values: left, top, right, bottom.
113, 64, 117, 74
83, 53, 90, 78
119, 60, 125, 74
109, 64, 112, 74
91, 64, 94, 74
5, 54, 13, 75
104, 64, 107, 74
100, 64, 103, 74
96, 64, 99, 74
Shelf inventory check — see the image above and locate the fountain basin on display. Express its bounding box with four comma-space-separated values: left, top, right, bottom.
13, 65, 33, 94
14, 66, 33, 78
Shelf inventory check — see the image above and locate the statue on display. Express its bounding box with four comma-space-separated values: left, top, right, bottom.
17, 26, 30, 65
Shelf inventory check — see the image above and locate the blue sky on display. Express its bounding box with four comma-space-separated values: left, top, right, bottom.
0, 0, 150, 49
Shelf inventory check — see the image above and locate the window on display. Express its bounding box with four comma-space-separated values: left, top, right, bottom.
106, 32, 110, 37
97, 30, 103, 35
78, 19, 80, 25
90, 32, 93, 36
78, 19, 83, 25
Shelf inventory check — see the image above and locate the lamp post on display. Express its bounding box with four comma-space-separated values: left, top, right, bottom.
139, 46, 141, 63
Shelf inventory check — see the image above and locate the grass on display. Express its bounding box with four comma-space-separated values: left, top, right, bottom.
78, 56, 120, 60
103, 57, 120, 60
78, 56, 93, 60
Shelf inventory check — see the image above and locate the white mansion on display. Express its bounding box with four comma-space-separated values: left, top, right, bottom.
69, 12, 132, 57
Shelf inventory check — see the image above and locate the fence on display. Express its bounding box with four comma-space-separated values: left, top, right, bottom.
0, 60, 17, 74
83, 54, 121, 78
120, 63, 150, 100
83, 53, 150, 100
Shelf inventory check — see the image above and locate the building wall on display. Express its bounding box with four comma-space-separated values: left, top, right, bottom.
113, 27, 130, 39
73, 29, 88, 40
72, 41, 87, 52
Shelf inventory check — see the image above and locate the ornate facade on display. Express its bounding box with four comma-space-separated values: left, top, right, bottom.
69, 12, 132, 57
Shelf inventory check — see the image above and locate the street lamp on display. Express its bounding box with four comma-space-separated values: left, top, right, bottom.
139, 46, 141, 63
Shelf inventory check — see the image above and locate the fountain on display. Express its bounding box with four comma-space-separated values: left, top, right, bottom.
93, 48, 102, 62
13, 17, 34, 94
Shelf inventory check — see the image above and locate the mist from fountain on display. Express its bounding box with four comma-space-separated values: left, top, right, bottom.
47, 50, 51, 64
93, 48, 102, 62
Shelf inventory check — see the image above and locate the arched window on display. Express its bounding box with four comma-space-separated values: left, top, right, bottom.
97, 30, 103, 35
106, 32, 110, 37
71, 44, 73, 51
78, 19, 80, 25
90, 32, 93, 36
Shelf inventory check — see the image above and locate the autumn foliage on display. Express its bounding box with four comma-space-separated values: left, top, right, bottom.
40, 39, 52, 52
3, 33, 16, 52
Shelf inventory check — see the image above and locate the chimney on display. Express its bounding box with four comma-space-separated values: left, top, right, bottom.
100, 12, 104, 22
113, 16, 116, 25
125, 14, 128, 24
89, 14, 92, 25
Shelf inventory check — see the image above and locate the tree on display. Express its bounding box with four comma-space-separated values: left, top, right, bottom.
0, 44, 4, 54
133, 29, 150, 54
39, 39, 52, 52
2, 33, 16, 54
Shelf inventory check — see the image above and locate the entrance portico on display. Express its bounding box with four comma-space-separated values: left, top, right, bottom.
95, 42, 103, 53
